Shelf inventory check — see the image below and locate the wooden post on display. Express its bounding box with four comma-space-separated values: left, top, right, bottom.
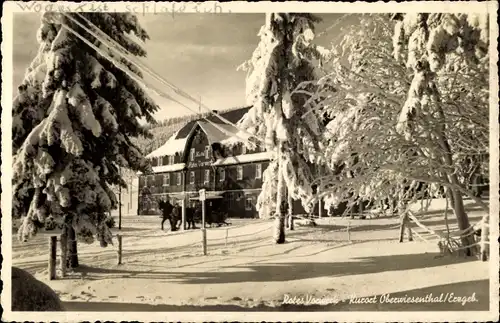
48, 236, 57, 280
181, 198, 186, 231
118, 168, 122, 230
318, 186, 322, 219
480, 213, 489, 261
347, 221, 351, 242
117, 234, 123, 265
200, 189, 207, 255
225, 228, 229, 248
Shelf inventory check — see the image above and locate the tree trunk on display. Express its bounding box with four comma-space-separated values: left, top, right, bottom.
450, 187, 475, 256
287, 192, 294, 231
66, 225, 79, 268
274, 149, 287, 244
273, 213, 286, 244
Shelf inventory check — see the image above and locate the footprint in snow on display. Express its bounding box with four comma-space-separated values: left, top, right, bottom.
231, 296, 243, 301
204, 296, 218, 300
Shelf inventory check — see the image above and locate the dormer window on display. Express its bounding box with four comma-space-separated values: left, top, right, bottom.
169, 155, 175, 165
157, 156, 163, 166
241, 144, 246, 155
190, 148, 195, 161
205, 145, 211, 159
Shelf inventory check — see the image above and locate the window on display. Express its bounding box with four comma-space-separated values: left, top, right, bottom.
204, 169, 210, 184
190, 148, 195, 161
205, 145, 211, 159
260, 145, 266, 152
190, 171, 195, 184
157, 156, 163, 166
169, 155, 175, 165
219, 168, 225, 182
237, 166, 243, 180
241, 144, 246, 155
255, 163, 262, 179
143, 176, 147, 187
177, 173, 182, 186
163, 174, 170, 186
245, 197, 253, 211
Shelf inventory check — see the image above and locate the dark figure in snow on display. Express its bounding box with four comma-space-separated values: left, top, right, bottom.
158, 199, 177, 231
204, 200, 231, 227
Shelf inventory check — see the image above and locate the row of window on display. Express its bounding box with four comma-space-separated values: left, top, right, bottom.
143, 164, 263, 187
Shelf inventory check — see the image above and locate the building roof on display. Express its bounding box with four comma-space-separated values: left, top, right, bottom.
148, 106, 253, 159
144, 106, 275, 173
197, 121, 241, 145
146, 130, 187, 158
175, 106, 251, 139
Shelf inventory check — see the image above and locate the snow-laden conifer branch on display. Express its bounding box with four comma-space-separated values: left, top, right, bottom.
13, 12, 157, 246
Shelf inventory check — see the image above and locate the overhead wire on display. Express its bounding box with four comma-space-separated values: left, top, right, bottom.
65, 12, 268, 148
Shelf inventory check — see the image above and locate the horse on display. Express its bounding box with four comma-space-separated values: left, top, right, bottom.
168, 204, 197, 230
158, 199, 178, 231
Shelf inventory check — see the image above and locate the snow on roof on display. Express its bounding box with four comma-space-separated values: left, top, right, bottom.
196, 121, 236, 144
212, 151, 274, 166
146, 130, 187, 158
137, 163, 186, 175
219, 129, 253, 147
152, 163, 186, 173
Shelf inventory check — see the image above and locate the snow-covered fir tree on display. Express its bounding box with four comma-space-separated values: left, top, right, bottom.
237, 13, 331, 243
12, 12, 156, 265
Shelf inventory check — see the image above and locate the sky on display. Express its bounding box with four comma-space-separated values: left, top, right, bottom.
12, 13, 354, 121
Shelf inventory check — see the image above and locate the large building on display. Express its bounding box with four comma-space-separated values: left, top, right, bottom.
137, 106, 325, 218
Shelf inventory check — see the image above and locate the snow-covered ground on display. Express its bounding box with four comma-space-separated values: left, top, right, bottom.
11, 198, 490, 311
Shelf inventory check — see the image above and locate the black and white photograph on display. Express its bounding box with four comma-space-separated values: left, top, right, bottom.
1, 1, 498, 322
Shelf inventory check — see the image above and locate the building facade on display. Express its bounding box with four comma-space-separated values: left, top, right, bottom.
137, 107, 324, 218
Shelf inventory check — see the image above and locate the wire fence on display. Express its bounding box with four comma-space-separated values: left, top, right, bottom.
32, 207, 490, 281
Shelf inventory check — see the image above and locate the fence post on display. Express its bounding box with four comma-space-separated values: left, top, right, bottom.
48, 236, 57, 280
318, 186, 322, 219
117, 234, 123, 265
200, 189, 207, 256
181, 198, 186, 230
347, 221, 351, 242
225, 228, 229, 248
